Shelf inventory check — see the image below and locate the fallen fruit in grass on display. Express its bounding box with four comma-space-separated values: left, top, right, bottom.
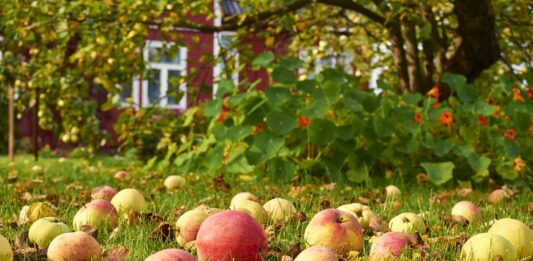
27, 202, 58, 223
31, 165, 43, 175
304, 209, 363, 256
294, 246, 337, 261
263, 198, 297, 222
488, 218, 533, 258
369, 232, 418, 261
0, 234, 13, 261
111, 188, 148, 215
461, 233, 517, 261
451, 200, 482, 224
232, 200, 268, 225
145, 248, 197, 261
385, 185, 401, 198
91, 185, 117, 201
28, 217, 71, 248
196, 210, 267, 261
73, 199, 118, 231
114, 170, 130, 179
337, 203, 377, 229
176, 209, 209, 246
388, 212, 426, 234
47, 231, 102, 261
488, 189, 512, 204
229, 192, 259, 208
18, 205, 30, 225
164, 175, 186, 190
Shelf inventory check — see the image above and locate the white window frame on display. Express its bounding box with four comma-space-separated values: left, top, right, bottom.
213, 31, 239, 97
140, 40, 188, 109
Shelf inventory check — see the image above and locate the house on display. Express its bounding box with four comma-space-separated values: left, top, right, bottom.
15, 0, 291, 151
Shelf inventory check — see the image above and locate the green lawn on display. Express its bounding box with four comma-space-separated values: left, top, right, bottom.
0, 155, 531, 260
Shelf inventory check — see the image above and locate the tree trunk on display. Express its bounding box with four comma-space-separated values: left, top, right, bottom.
446, 0, 500, 81
388, 23, 410, 93
8, 87, 14, 161
403, 20, 423, 92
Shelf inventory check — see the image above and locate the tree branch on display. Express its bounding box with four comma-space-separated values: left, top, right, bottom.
316, 0, 386, 25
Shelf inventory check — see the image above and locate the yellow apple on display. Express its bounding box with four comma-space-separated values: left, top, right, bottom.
176, 209, 209, 246
488, 218, 533, 258
0, 234, 13, 261
232, 200, 268, 225
28, 217, 71, 248
164, 175, 186, 190
111, 188, 148, 215
263, 198, 296, 222
73, 199, 118, 231
337, 203, 377, 229
452, 200, 482, 224
388, 212, 426, 234
229, 192, 259, 208
461, 233, 517, 261
385, 185, 401, 198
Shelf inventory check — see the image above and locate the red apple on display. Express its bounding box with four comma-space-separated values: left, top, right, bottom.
145, 248, 196, 261
47, 231, 101, 261
91, 186, 117, 201
196, 210, 267, 261
294, 246, 337, 261
114, 170, 130, 179
304, 209, 363, 256
369, 232, 418, 261
73, 199, 118, 231
451, 200, 482, 224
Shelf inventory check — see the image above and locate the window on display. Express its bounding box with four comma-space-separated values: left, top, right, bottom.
213, 32, 239, 96
121, 41, 187, 109
299, 50, 354, 78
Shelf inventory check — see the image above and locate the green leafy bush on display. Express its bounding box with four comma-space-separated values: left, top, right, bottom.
131, 54, 532, 186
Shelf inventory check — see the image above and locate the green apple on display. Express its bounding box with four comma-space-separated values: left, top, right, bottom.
163, 175, 186, 190
27, 202, 58, 223
110, 188, 148, 215
389, 212, 426, 234
461, 233, 517, 261
337, 203, 377, 229
451, 200, 482, 224
263, 198, 297, 222
47, 232, 101, 261
304, 209, 363, 255
229, 192, 259, 209
0, 234, 13, 261
73, 199, 118, 231
175, 209, 209, 246
488, 218, 533, 258
232, 199, 268, 225
28, 217, 71, 248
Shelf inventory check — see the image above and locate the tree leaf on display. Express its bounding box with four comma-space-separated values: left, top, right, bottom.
421, 162, 455, 185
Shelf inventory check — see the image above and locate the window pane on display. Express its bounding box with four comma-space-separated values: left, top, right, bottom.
119, 83, 132, 102
147, 69, 161, 105
167, 70, 183, 105
148, 46, 180, 64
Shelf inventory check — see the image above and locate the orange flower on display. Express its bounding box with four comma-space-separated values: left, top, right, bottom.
427, 86, 440, 108
513, 157, 525, 173
413, 113, 423, 125
253, 123, 263, 134
298, 116, 311, 128
512, 88, 524, 102
438, 111, 453, 128
503, 129, 516, 140
216, 107, 228, 123
477, 115, 488, 126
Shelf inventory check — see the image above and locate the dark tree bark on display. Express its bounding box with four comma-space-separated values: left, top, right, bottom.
446, 0, 500, 82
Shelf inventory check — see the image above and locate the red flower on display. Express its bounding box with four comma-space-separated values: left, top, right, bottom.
427, 86, 440, 107
487, 98, 494, 105
414, 113, 423, 125
438, 111, 453, 128
298, 116, 311, 128
253, 123, 263, 134
512, 88, 525, 102
477, 115, 488, 126
528, 89, 533, 101
503, 129, 516, 140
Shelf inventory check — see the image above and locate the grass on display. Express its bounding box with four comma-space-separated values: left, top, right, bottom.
0, 154, 531, 260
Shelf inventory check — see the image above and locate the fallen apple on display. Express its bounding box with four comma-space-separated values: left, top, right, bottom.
27, 202, 58, 223
91, 185, 118, 201
28, 217, 71, 248
385, 185, 401, 198
114, 170, 130, 179
461, 233, 517, 261
337, 203, 377, 229
145, 248, 196, 261
196, 210, 267, 261
294, 246, 337, 261
232, 199, 268, 225
164, 175, 186, 190
263, 198, 297, 222
0, 234, 13, 261
18, 205, 30, 225
47, 231, 102, 261
73, 199, 118, 231
388, 212, 426, 234
31, 165, 43, 175
304, 209, 363, 256
451, 200, 482, 224
176, 209, 209, 246
369, 232, 418, 261
111, 188, 148, 215
488, 218, 533, 258
229, 192, 259, 209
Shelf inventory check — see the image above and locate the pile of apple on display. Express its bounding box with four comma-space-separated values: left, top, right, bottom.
0, 175, 532, 261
